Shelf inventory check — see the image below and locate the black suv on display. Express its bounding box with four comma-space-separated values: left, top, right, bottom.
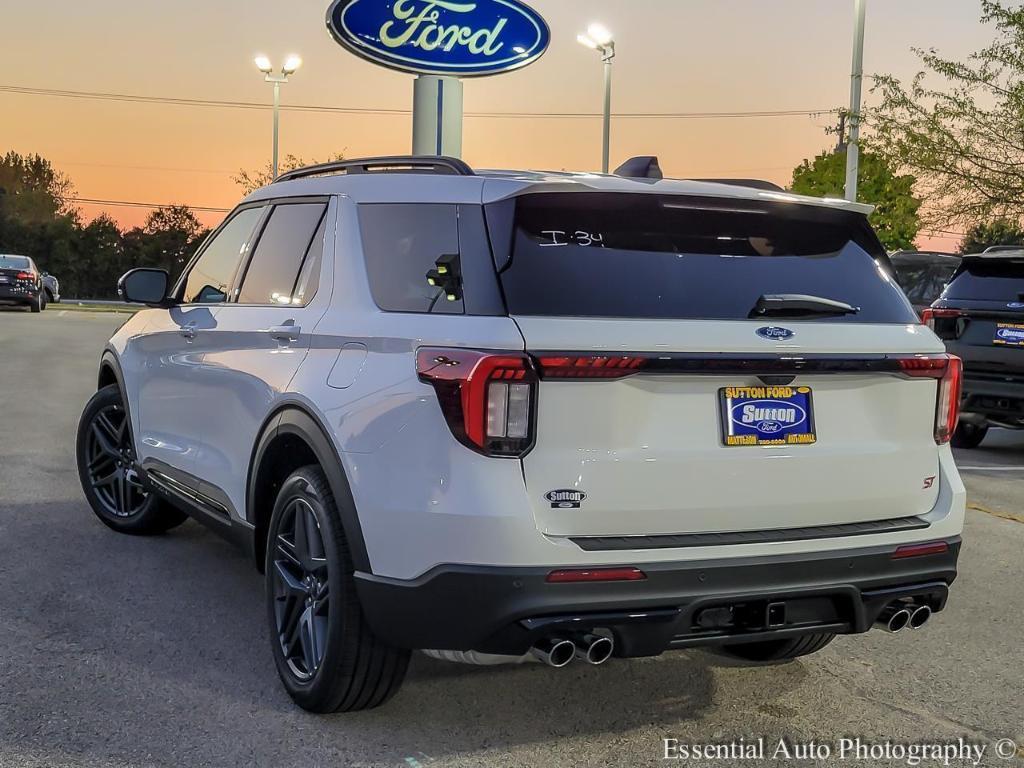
926, 251, 1024, 447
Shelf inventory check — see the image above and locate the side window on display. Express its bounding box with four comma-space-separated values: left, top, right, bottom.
236, 203, 327, 305
182, 207, 264, 304
359, 204, 463, 314
293, 214, 327, 306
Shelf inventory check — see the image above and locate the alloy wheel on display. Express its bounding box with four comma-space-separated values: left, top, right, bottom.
272, 498, 330, 680
85, 404, 148, 518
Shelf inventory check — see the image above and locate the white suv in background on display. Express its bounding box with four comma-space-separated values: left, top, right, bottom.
76, 155, 966, 714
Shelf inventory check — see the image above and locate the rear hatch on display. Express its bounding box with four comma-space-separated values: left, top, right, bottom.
0, 257, 34, 292
489, 192, 947, 539
931, 254, 1024, 379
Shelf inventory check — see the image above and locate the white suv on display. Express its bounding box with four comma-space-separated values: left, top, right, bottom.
76, 156, 966, 713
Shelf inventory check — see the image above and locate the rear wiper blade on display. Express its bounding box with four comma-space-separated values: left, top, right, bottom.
749, 294, 861, 318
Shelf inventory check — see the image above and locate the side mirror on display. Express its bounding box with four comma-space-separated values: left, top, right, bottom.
118, 268, 171, 306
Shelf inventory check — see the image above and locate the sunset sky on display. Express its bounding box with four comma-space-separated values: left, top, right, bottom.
1, 0, 995, 250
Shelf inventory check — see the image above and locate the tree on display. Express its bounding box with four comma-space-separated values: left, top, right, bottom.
233, 153, 345, 195
871, 1, 1024, 228
958, 218, 1024, 254
0, 151, 77, 223
126, 205, 210, 281
790, 148, 922, 251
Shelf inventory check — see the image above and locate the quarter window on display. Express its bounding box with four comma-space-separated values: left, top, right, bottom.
359, 204, 463, 314
182, 207, 264, 304
237, 203, 327, 305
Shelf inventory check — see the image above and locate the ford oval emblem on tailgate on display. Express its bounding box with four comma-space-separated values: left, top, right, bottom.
756, 326, 795, 341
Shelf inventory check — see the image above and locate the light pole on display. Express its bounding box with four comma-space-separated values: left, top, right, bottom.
255, 54, 302, 181
577, 24, 616, 174
845, 0, 866, 202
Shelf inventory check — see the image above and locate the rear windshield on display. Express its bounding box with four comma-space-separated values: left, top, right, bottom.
0, 256, 30, 270
892, 259, 959, 305
492, 193, 916, 323
943, 259, 1024, 302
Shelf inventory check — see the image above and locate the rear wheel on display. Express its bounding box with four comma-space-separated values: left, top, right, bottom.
30, 293, 42, 313
714, 632, 835, 663
76, 384, 187, 534
951, 422, 988, 449
266, 465, 410, 713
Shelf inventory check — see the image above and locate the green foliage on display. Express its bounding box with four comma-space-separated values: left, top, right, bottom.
0, 151, 76, 223
790, 148, 922, 251
233, 153, 346, 195
0, 150, 210, 299
958, 219, 1024, 254
870, 1, 1024, 227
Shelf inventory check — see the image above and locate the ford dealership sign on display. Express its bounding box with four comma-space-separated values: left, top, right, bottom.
326, 0, 551, 77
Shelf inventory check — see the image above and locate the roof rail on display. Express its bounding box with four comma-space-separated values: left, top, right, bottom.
694, 178, 785, 192
274, 155, 475, 184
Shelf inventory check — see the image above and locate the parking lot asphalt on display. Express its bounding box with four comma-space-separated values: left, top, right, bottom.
1, 310, 1022, 768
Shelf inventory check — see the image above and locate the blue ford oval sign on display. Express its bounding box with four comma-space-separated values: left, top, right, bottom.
326, 0, 551, 77
756, 326, 796, 341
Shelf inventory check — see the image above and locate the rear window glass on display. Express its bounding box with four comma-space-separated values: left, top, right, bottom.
0, 256, 30, 270
892, 260, 959, 305
494, 193, 916, 323
943, 259, 1024, 302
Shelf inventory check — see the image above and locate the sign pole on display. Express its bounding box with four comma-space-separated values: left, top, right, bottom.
412, 76, 465, 158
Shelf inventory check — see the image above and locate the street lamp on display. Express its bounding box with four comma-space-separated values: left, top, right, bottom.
254, 54, 302, 181
577, 23, 616, 174
845, 0, 866, 202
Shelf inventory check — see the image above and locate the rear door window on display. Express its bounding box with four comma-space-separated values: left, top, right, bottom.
493, 193, 917, 323
943, 259, 1024, 302
236, 202, 327, 305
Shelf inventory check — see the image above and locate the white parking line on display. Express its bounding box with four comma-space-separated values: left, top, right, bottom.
958, 466, 1024, 471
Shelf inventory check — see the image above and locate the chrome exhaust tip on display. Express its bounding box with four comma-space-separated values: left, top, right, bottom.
572, 634, 615, 665
530, 638, 576, 668
875, 603, 913, 633
909, 604, 932, 629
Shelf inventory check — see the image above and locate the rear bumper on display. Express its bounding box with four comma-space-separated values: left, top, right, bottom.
961, 374, 1024, 424
0, 286, 38, 305
355, 538, 960, 655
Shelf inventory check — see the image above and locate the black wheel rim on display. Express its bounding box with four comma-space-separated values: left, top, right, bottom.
85, 404, 148, 518
272, 499, 330, 681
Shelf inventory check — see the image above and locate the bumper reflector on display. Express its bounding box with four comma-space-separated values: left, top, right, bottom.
546, 567, 647, 583
892, 541, 949, 559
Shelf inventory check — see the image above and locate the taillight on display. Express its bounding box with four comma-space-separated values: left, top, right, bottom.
897, 354, 962, 444
537, 355, 648, 379
921, 308, 963, 339
417, 347, 537, 457
15, 271, 34, 281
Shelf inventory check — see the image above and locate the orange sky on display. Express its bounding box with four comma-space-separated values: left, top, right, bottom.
0, 0, 994, 251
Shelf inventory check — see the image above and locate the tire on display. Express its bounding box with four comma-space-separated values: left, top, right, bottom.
714, 632, 835, 663
76, 384, 188, 535
39, 291, 47, 311
29, 293, 42, 313
266, 465, 410, 713
951, 422, 988, 449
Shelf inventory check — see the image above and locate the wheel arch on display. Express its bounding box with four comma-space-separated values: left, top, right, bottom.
248, 405, 370, 575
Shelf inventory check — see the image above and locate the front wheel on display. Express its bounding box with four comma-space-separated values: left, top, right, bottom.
951, 422, 988, 449
266, 465, 410, 713
714, 632, 835, 663
76, 384, 187, 534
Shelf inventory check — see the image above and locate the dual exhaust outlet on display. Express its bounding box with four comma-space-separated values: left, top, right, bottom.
530, 633, 614, 668
875, 601, 933, 633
